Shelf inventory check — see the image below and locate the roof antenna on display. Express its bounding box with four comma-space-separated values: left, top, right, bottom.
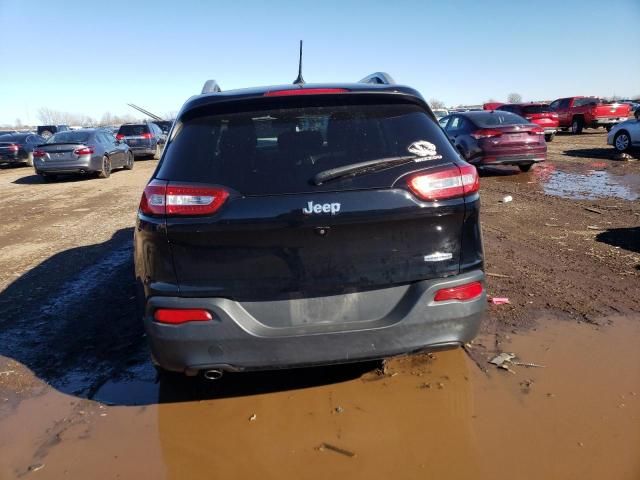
293, 40, 305, 85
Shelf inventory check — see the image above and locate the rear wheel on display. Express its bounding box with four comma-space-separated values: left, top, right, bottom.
123, 151, 134, 170
97, 156, 111, 179
571, 117, 584, 134
518, 163, 533, 172
544, 133, 555, 142
613, 131, 631, 153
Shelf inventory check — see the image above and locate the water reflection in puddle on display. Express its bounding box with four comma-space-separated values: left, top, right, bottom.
531, 163, 640, 200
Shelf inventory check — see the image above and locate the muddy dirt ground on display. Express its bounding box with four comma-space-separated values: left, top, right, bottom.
0, 131, 638, 479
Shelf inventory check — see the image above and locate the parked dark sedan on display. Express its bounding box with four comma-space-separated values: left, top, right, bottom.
33, 128, 133, 181
116, 123, 166, 159
0, 133, 46, 166
439, 111, 546, 172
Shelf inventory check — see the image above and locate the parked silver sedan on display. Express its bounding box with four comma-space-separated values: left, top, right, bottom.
607, 118, 640, 153
33, 129, 133, 181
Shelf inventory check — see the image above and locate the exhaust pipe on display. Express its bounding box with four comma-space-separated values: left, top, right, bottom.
203, 369, 224, 381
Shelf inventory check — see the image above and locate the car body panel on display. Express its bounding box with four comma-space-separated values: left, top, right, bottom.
549, 97, 631, 130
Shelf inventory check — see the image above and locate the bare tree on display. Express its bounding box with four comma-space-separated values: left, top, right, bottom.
429, 98, 446, 110
507, 92, 522, 104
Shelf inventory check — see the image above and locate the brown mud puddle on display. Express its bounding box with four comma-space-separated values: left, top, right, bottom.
1, 315, 639, 479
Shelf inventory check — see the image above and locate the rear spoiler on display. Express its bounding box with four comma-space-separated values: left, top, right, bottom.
358, 72, 395, 85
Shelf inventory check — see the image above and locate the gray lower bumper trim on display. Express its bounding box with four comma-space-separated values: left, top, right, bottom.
144, 270, 486, 372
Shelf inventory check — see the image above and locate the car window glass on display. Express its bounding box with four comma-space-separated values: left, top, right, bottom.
438, 117, 449, 129
157, 102, 456, 195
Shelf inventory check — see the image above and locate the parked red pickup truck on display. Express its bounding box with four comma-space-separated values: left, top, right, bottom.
549, 97, 631, 134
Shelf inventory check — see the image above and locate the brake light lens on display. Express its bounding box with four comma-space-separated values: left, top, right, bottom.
7, 144, 19, 152
434, 281, 484, 302
154, 308, 213, 324
264, 88, 349, 97
115, 134, 124, 140
471, 129, 503, 139
33, 149, 47, 158
74, 146, 94, 155
407, 164, 479, 201
529, 126, 545, 135
141, 133, 153, 139
139, 180, 229, 216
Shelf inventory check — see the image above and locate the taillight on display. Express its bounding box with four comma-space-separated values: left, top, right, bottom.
434, 281, 484, 302
139, 179, 167, 215
529, 126, 545, 135
407, 164, 479, 201
7, 144, 19, 152
115, 134, 124, 140
74, 146, 94, 155
33, 149, 47, 158
154, 308, 213, 325
139, 180, 229, 216
264, 88, 349, 97
141, 133, 153, 139
471, 129, 503, 139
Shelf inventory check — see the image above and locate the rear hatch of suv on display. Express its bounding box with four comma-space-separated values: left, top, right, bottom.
117, 124, 152, 149
150, 93, 477, 326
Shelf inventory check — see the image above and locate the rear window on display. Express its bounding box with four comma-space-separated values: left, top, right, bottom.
118, 125, 150, 136
470, 112, 528, 127
573, 97, 601, 107
522, 105, 551, 114
47, 131, 91, 144
157, 101, 454, 195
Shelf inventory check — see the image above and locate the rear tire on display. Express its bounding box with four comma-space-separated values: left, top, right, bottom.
518, 163, 533, 172
25, 152, 34, 167
571, 117, 584, 134
544, 133, 555, 142
613, 131, 631, 153
123, 151, 134, 170
97, 156, 111, 179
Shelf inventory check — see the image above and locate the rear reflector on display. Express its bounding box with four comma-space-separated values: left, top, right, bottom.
139, 180, 229, 217
434, 281, 483, 302
74, 146, 94, 155
471, 129, 503, 139
408, 164, 479, 201
33, 149, 47, 158
264, 88, 349, 97
154, 308, 213, 324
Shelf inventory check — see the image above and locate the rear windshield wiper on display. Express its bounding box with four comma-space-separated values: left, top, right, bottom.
312, 155, 417, 185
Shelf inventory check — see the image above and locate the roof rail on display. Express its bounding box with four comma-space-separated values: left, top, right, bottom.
358, 72, 395, 85
201, 80, 222, 94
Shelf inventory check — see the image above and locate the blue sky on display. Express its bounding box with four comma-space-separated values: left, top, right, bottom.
1, 0, 639, 125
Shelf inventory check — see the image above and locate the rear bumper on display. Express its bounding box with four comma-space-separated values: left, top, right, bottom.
474, 153, 546, 166
0, 153, 24, 163
129, 146, 155, 156
34, 157, 98, 174
592, 118, 627, 126
144, 270, 486, 373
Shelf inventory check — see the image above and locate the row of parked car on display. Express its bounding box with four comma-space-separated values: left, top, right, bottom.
0, 122, 168, 181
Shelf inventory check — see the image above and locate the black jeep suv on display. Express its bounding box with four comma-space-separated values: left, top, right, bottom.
135, 74, 486, 377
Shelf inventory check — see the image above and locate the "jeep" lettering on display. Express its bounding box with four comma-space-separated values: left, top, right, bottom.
302, 201, 341, 215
